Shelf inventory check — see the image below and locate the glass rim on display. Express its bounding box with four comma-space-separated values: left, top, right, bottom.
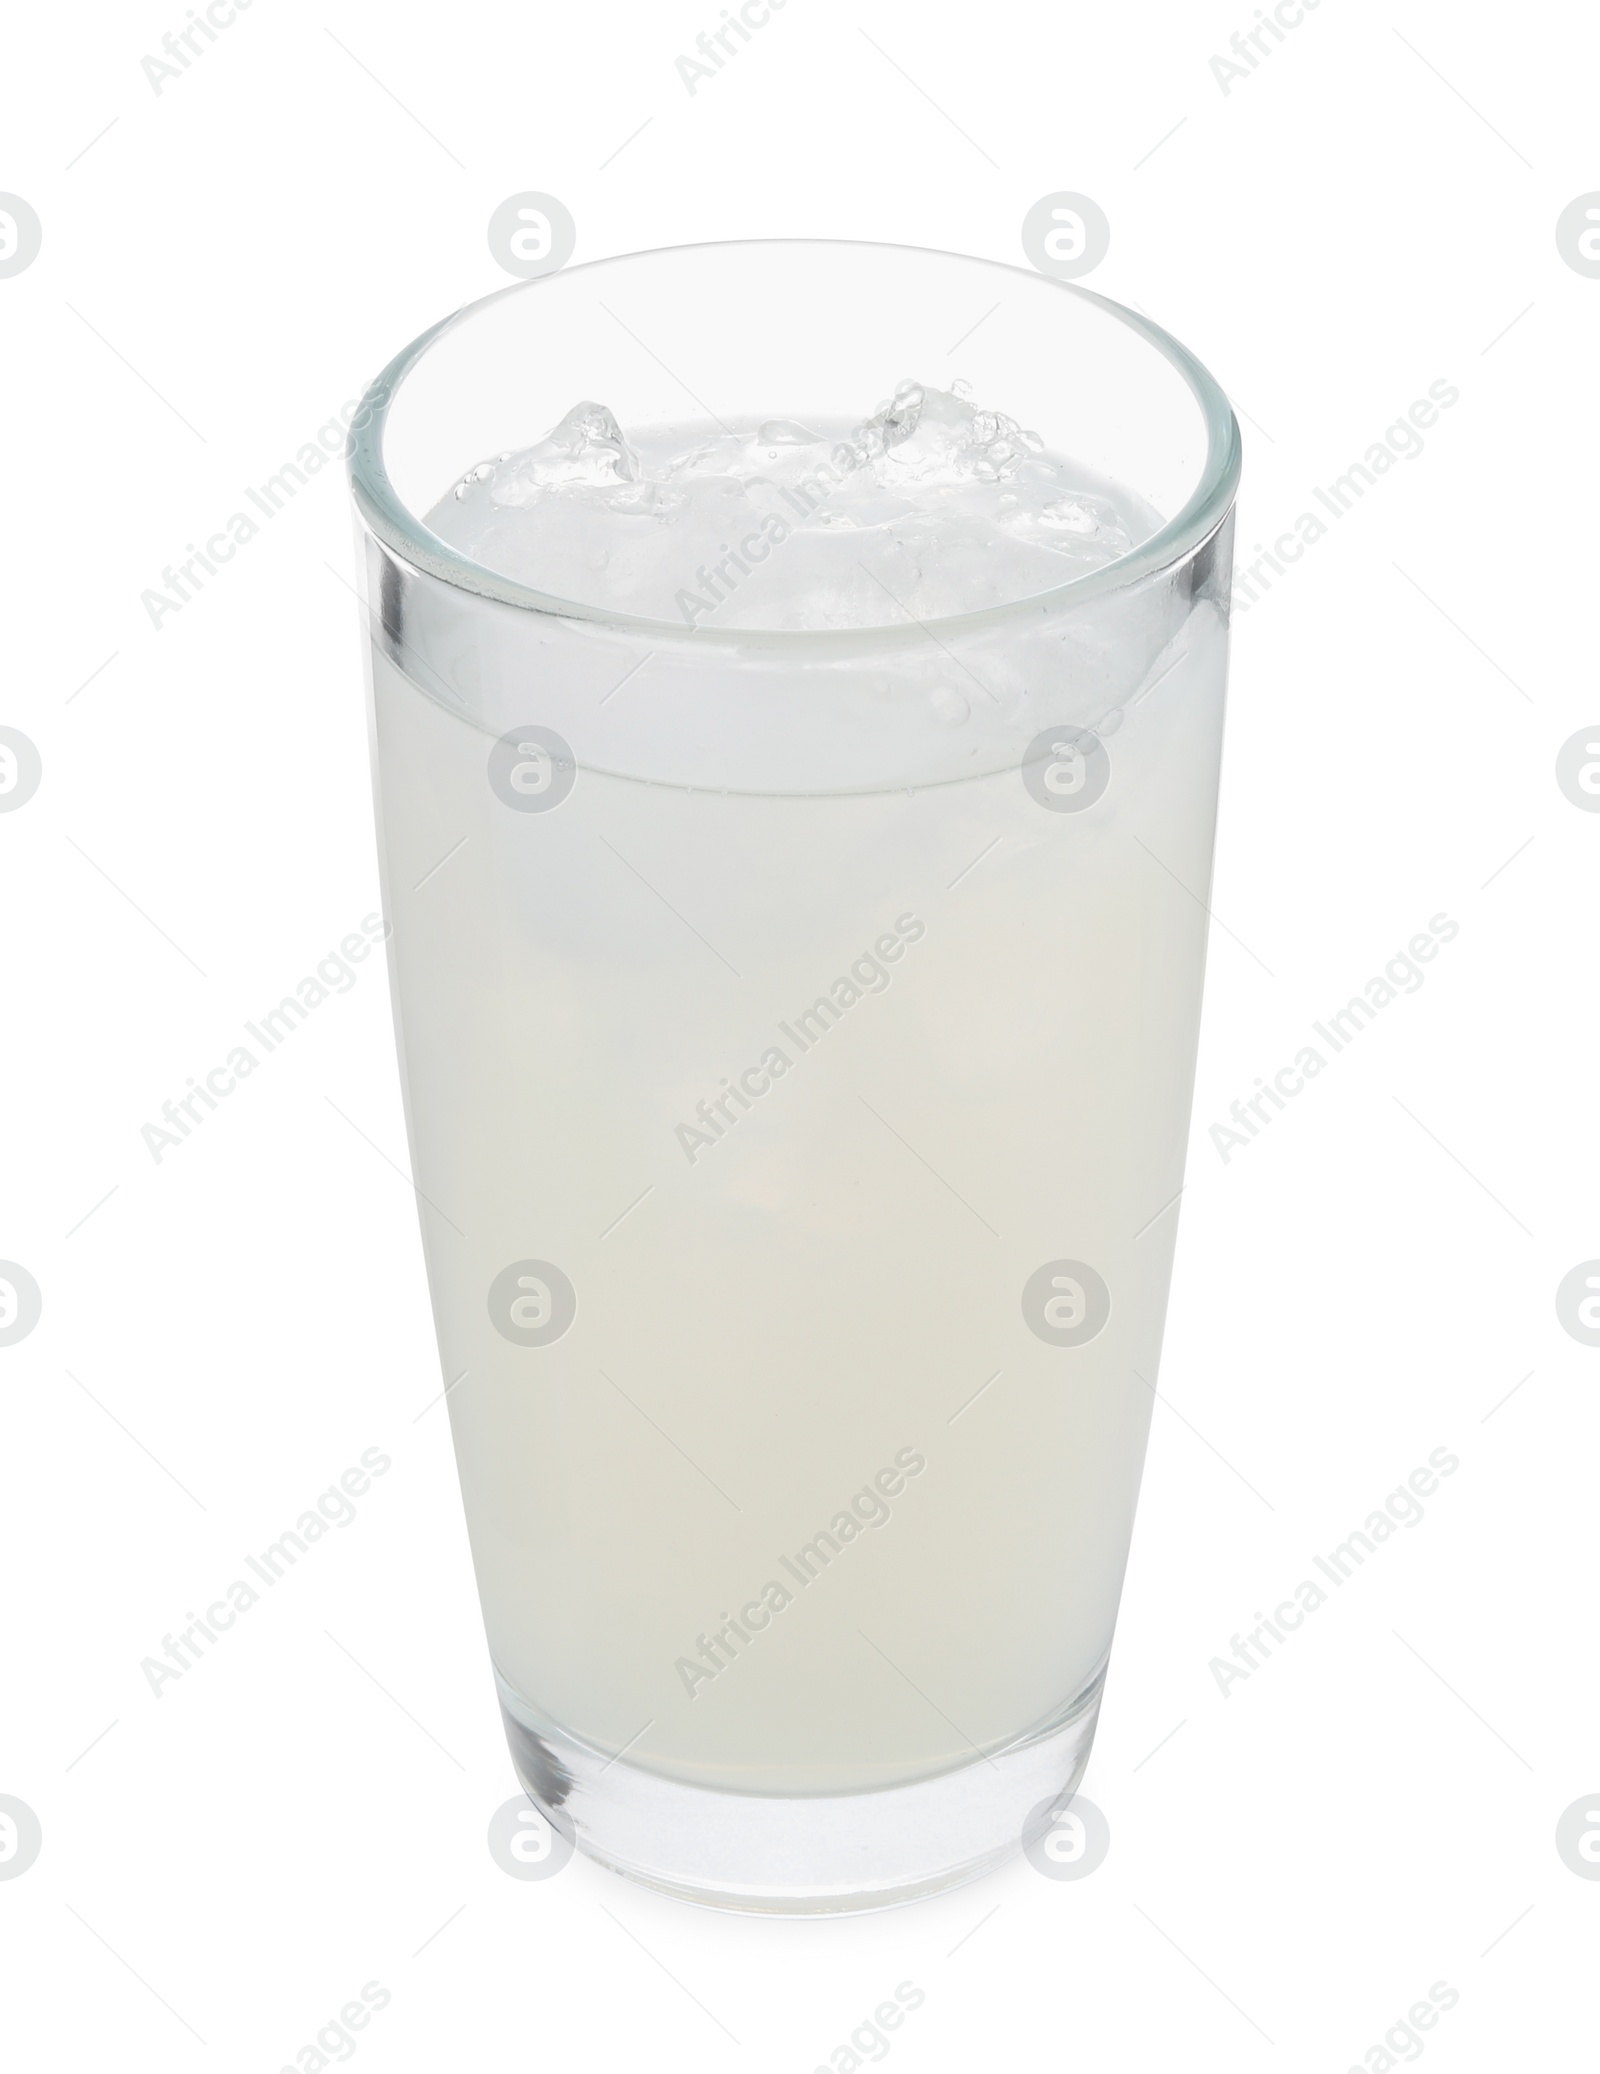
346, 237, 1242, 650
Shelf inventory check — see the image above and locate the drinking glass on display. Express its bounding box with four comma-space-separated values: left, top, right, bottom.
347, 239, 1240, 1912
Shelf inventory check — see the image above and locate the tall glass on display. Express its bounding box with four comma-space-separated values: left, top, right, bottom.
347, 241, 1239, 1912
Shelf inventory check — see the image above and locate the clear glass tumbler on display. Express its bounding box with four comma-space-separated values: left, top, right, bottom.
347, 240, 1239, 1912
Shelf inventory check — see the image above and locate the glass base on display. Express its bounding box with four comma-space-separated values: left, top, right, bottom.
497, 1665, 1105, 1915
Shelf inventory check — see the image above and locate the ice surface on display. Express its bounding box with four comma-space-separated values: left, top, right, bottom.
425, 382, 1159, 630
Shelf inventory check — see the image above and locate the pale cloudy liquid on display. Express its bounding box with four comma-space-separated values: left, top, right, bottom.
368, 386, 1226, 1795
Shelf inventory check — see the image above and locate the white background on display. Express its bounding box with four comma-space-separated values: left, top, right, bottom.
2, 1, 1597, 2067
